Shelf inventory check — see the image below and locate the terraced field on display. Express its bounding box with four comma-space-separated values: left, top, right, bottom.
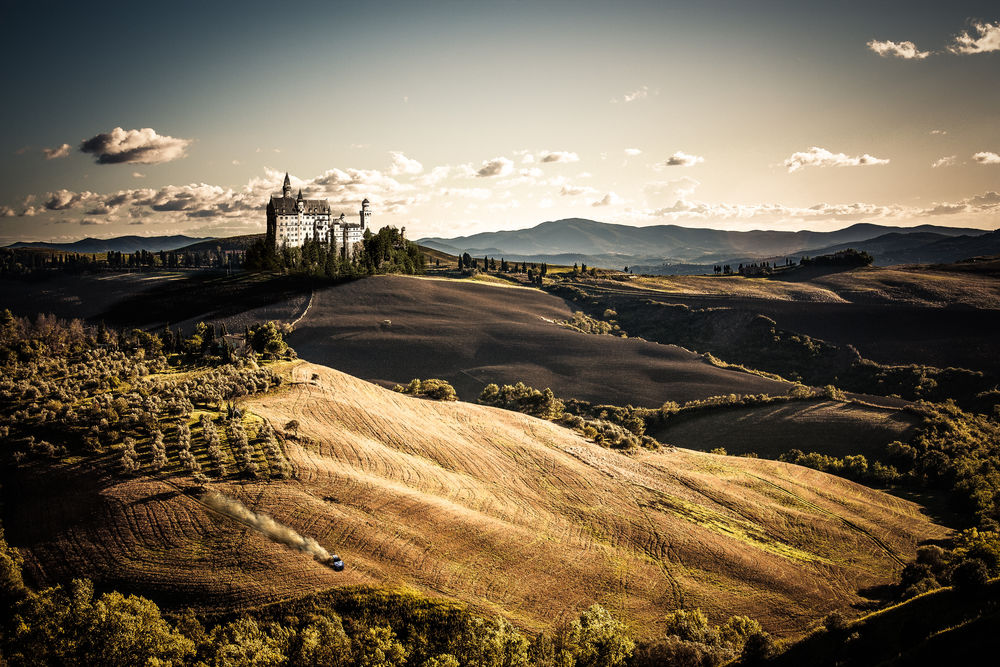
7, 363, 947, 638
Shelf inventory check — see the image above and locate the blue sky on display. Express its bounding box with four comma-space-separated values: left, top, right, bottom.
1, 0, 998, 242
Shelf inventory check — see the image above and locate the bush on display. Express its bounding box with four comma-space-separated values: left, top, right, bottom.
394, 379, 458, 401
951, 558, 989, 591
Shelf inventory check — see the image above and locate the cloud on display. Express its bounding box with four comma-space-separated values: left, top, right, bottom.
973, 151, 1000, 165
539, 151, 580, 163
930, 129, 948, 135
0, 206, 15, 217
559, 184, 597, 197
44, 189, 96, 211
42, 143, 71, 160
612, 85, 650, 103
624, 148, 642, 156
591, 192, 623, 207
644, 177, 701, 202
79, 127, 192, 164
867, 39, 930, 59
80, 218, 111, 226
132, 172, 145, 178
658, 151, 704, 168
415, 165, 451, 187
388, 151, 423, 175
932, 155, 957, 168
948, 21, 1000, 54
783, 146, 889, 173
475, 157, 514, 178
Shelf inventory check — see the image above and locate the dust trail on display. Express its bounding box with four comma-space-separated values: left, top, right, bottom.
202, 491, 332, 563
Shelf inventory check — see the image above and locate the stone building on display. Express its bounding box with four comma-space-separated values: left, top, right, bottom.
266, 173, 370, 256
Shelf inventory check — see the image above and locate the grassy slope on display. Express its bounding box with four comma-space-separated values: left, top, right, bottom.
5, 361, 945, 640
766, 580, 1000, 666
652, 400, 919, 458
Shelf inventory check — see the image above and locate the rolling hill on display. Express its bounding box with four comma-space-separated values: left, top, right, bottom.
417, 219, 989, 268
6, 234, 212, 253
5, 361, 948, 638
285, 274, 790, 406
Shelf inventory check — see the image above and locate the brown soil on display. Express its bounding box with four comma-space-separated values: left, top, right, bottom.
287, 275, 788, 406
652, 401, 920, 458
7, 363, 948, 639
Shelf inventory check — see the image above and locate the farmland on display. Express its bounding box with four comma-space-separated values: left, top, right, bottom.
5, 361, 947, 639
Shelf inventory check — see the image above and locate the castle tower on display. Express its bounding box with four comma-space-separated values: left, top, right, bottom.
282, 173, 292, 198
359, 198, 372, 231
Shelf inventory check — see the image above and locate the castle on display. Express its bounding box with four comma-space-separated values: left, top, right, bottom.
266, 173, 371, 255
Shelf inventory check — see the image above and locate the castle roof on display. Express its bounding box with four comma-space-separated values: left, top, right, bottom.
268, 194, 331, 215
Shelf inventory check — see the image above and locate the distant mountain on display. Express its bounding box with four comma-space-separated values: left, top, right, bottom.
176, 234, 264, 253
418, 219, 988, 267
7, 235, 212, 253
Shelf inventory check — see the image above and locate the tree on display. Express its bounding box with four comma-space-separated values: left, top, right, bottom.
288, 614, 351, 667
568, 605, 634, 667
352, 624, 407, 667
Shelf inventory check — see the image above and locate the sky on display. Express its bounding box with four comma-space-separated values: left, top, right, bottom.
0, 0, 998, 243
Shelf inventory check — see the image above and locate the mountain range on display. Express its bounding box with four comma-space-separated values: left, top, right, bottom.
7, 235, 211, 253
418, 219, 996, 271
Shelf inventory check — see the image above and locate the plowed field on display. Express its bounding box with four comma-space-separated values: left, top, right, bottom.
7, 362, 947, 638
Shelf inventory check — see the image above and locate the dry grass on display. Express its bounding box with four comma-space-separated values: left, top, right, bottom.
805, 266, 1000, 308
10, 363, 947, 639
629, 275, 848, 302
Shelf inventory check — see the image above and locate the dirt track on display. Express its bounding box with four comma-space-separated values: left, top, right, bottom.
8, 363, 947, 638
287, 275, 787, 406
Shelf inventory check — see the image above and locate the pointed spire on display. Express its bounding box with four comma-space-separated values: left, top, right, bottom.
282, 172, 292, 198
297, 188, 303, 201
283, 172, 291, 187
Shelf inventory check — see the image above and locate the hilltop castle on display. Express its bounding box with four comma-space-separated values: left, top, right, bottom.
266, 173, 371, 255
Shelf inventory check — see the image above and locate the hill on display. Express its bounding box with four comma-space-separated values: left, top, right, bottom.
6, 234, 212, 253
764, 580, 1000, 666
652, 400, 919, 459
417, 219, 988, 268
175, 234, 264, 253
797, 229, 1000, 267
285, 274, 790, 406
5, 361, 948, 638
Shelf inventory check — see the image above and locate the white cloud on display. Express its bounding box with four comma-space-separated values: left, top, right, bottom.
539, 151, 580, 163
475, 157, 514, 178
437, 187, 491, 200
644, 177, 701, 202
867, 39, 930, 59
591, 192, 623, 207
415, 165, 451, 186
658, 151, 705, 168
42, 143, 71, 160
948, 21, 1000, 54
388, 151, 424, 175
624, 148, 642, 156
79, 127, 192, 165
0, 206, 15, 217
132, 172, 145, 178
783, 146, 889, 173
559, 184, 598, 197
930, 129, 948, 135
612, 85, 649, 103
973, 151, 1000, 165
932, 155, 957, 168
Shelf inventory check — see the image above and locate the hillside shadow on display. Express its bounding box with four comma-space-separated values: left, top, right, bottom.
97, 272, 314, 328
